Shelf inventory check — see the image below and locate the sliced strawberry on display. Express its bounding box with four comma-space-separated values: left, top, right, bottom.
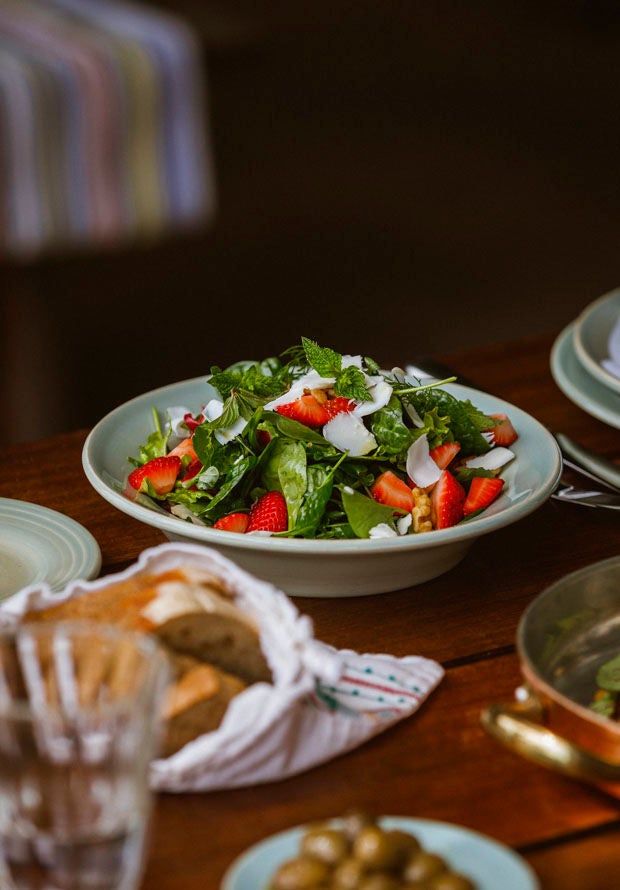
429, 441, 461, 470
167, 436, 198, 462
275, 394, 329, 428
257, 429, 272, 449
246, 491, 288, 533
486, 413, 518, 446
183, 412, 204, 432
430, 470, 465, 529
213, 512, 249, 533
127, 455, 181, 495
182, 458, 203, 481
370, 470, 414, 513
324, 396, 354, 420
463, 476, 504, 516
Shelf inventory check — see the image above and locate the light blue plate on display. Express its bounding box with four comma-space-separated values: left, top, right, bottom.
551, 324, 620, 430
220, 816, 540, 890
0, 499, 101, 600
572, 289, 620, 396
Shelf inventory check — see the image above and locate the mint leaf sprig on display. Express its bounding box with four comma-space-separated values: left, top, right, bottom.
301, 336, 372, 401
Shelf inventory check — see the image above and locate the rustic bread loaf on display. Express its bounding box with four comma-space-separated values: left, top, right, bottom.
24, 566, 271, 683
22, 564, 271, 755
161, 652, 247, 756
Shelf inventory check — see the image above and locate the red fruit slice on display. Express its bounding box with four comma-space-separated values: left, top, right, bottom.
429, 442, 461, 470
183, 412, 204, 432
275, 394, 329, 428
213, 512, 250, 533
324, 396, 354, 420
370, 470, 414, 513
463, 476, 504, 516
167, 436, 198, 462
127, 456, 181, 495
486, 413, 518, 446
246, 491, 288, 533
429, 470, 465, 529
182, 459, 203, 481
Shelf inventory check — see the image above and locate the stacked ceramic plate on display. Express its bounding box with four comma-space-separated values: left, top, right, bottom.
551, 288, 620, 429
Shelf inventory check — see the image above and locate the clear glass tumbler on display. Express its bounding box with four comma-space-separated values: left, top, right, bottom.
0, 621, 170, 890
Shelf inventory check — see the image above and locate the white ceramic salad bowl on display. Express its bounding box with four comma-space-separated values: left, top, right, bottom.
82, 374, 561, 597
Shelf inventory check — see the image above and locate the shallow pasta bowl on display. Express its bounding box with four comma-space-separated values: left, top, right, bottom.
82, 376, 561, 597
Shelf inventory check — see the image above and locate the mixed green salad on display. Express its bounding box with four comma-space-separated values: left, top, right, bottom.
125, 338, 518, 539
589, 654, 620, 721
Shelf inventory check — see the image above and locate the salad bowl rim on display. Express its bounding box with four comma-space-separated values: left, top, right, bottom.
82, 374, 562, 553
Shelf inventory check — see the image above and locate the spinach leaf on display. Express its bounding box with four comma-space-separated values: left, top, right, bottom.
265, 411, 329, 445
340, 486, 398, 538
290, 465, 334, 537
261, 438, 307, 529
370, 395, 413, 455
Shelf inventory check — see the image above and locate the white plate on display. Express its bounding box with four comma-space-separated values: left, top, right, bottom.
0, 499, 101, 600
572, 289, 620, 395
82, 377, 561, 597
220, 816, 540, 890
551, 324, 620, 430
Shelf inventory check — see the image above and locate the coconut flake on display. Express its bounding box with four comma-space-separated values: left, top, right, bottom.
396, 513, 413, 535
465, 447, 515, 471
170, 505, 206, 525
368, 523, 398, 539
263, 370, 336, 411
203, 398, 248, 444
406, 434, 442, 488
323, 413, 377, 456
165, 405, 193, 446
353, 376, 393, 417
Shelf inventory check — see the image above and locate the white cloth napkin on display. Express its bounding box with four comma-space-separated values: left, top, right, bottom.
0, 542, 444, 793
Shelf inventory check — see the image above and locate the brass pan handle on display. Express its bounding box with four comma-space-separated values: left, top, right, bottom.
481, 692, 620, 784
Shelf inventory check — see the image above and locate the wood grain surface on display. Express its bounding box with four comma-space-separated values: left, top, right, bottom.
1, 333, 619, 889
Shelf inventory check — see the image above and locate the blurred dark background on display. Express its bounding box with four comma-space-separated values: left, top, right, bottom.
3, 0, 620, 444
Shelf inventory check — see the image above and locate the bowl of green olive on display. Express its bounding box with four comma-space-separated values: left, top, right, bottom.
221, 811, 539, 890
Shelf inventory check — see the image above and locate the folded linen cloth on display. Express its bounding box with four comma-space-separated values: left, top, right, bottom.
0, 542, 444, 793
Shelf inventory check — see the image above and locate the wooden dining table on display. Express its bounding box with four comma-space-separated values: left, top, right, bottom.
2, 331, 619, 889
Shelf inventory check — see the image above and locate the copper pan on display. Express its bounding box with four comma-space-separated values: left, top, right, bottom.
482, 554, 620, 795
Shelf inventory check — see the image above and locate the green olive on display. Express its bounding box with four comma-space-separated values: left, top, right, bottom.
271, 856, 332, 890
428, 873, 477, 890
301, 827, 350, 866
341, 809, 377, 841
331, 856, 368, 889
385, 829, 421, 862
353, 826, 408, 871
402, 851, 447, 883
355, 875, 402, 890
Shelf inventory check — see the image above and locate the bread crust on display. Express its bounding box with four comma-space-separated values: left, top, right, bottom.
23, 566, 270, 755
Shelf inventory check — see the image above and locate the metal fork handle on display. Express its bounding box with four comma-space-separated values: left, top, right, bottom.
554, 432, 620, 492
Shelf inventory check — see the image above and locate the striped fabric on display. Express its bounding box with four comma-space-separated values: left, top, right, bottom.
0, 0, 215, 258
